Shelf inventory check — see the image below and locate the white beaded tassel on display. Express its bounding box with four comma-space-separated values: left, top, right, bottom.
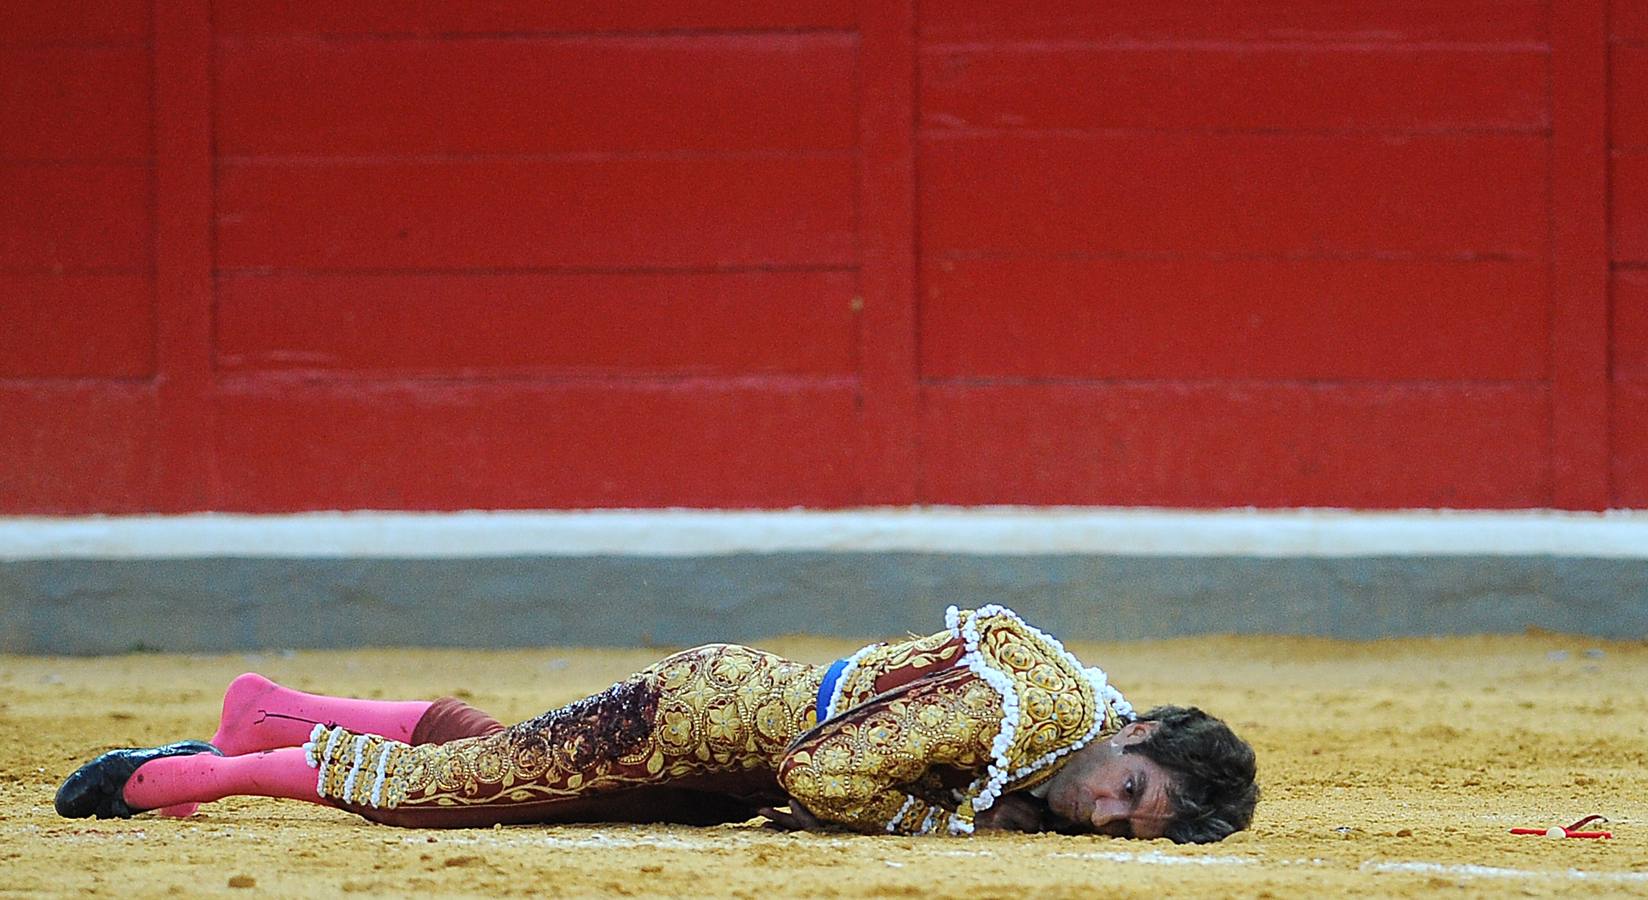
340, 733, 370, 805
301, 723, 329, 768
823, 641, 882, 722
918, 807, 941, 836
886, 795, 919, 833
369, 744, 395, 809
305, 723, 350, 799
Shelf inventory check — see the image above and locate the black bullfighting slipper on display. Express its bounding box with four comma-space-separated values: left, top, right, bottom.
54, 740, 222, 819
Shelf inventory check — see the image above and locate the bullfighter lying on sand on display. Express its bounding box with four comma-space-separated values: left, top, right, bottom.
57, 605, 1258, 842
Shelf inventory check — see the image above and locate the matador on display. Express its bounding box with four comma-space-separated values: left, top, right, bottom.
56, 606, 1258, 842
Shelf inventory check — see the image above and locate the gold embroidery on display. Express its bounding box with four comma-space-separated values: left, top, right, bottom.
780, 668, 997, 834
305, 610, 1122, 835
832, 628, 964, 712
313, 644, 824, 812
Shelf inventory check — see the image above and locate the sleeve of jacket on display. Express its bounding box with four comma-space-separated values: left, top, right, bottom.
777, 664, 1002, 835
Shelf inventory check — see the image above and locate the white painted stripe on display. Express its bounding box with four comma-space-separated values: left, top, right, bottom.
2, 507, 1648, 560
383, 833, 1648, 884
1361, 860, 1648, 884
1048, 850, 1256, 867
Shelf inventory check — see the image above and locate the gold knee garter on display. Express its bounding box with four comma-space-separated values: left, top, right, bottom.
303, 723, 415, 809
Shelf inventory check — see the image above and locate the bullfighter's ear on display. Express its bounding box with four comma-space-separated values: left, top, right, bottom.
1110, 720, 1160, 745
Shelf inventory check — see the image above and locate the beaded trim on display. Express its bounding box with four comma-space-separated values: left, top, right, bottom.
918, 806, 941, 836
342, 733, 367, 804
884, 796, 945, 836
822, 641, 882, 722
942, 604, 1135, 829
303, 723, 413, 810
947, 606, 1022, 822
887, 795, 919, 834
370, 741, 394, 808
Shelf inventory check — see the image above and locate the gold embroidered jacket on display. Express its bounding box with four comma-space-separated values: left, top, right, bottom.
778, 606, 1130, 834
304, 606, 1131, 834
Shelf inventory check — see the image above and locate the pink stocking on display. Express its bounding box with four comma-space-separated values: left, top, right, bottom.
125, 748, 329, 812
208, 672, 432, 754
161, 673, 431, 817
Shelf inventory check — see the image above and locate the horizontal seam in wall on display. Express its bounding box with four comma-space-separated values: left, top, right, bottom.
214, 28, 861, 43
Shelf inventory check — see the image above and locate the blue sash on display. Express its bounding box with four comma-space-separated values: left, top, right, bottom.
815, 657, 850, 723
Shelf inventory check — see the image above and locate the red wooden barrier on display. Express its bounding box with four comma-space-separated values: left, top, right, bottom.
0, 0, 1640, 513
1614, 0, 1648, 505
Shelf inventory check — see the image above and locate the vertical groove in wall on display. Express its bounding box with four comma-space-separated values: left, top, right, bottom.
152, 0, 217, 510
853, 0, 920, 504
1550, 0, 1613, 508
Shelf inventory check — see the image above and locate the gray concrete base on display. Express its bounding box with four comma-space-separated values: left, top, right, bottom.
2, 554, 1645, 654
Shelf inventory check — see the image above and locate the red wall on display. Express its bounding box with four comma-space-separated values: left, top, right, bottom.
1613, 0, 1648, 506
1, 0, 1640, 512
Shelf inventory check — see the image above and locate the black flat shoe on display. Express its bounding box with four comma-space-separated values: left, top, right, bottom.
54, 740, 222, 819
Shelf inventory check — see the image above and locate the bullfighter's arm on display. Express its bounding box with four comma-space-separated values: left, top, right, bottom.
774, 665, 1003, 835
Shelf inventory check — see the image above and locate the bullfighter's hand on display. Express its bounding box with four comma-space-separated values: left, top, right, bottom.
758, 799, 831, 832
973, 793, 1051, 833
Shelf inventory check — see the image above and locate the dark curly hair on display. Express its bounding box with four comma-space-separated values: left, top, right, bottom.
1123, 705, 1258, 844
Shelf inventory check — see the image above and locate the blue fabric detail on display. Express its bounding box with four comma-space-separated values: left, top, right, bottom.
816, 657, 849, 722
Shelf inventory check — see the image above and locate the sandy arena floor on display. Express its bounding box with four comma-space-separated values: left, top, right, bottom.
3, 633, 1646, 898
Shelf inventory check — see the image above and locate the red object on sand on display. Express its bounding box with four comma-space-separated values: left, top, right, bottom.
1510, 815, 1613, 839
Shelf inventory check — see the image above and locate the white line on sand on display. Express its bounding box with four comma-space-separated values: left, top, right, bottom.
401, 832, 1646, 883
4, 507, 1648, 560
1047, 849, 1257, 867
1361, 860, 1648, 884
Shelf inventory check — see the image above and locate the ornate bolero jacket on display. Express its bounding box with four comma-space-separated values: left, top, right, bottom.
777, 605, 1135, 835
